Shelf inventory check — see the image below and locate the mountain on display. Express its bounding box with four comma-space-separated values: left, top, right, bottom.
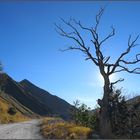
0, 91, 35, 117
127, 95, 140, 110
127, 95, 140, 104
0, 73, 72, 120
20, 79, 72, 119
0, 74, 36, 117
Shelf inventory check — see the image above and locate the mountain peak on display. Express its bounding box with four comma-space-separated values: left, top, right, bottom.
20, 79, 33, 85
20, 79, 30, 83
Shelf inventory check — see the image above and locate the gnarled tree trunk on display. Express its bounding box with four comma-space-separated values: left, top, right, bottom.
99, 76, 113, 138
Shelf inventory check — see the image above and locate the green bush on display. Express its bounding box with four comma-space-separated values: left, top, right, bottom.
109, 89, 140, 138
71, 100, 99, 132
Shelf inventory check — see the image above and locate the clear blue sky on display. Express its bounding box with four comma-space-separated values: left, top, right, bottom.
0, 1, 140, 108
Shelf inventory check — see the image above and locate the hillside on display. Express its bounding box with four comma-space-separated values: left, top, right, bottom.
0, 94, 29, 123
127, 95, 140, 110
0, 91, 35, 117
0, 73, 72, 120
20, 79, 72, 120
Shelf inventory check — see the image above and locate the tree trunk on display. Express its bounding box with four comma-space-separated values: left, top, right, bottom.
99, 76, 114, 138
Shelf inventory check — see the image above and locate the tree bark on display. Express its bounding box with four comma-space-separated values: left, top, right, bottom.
99, 76, 114, 138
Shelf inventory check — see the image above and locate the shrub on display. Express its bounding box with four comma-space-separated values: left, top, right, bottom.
8, 107, 17, 115
109, 89, 140, 138
71, 100, 99, 131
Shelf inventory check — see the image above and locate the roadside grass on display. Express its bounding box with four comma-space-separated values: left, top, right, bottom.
0, 97, 29, 124
41, 117, 93, 139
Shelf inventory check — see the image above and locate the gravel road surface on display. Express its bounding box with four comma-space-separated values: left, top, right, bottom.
0, 119, 43, 139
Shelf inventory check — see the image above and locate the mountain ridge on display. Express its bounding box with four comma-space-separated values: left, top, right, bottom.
0, 73, 72, 120
20, 78, 72, 120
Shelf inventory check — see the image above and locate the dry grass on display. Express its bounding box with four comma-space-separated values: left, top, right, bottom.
0, 97, 29, 124
41, 117, 93, 139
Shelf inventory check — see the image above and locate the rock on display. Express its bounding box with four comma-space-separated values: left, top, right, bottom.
91, 134, 100, 139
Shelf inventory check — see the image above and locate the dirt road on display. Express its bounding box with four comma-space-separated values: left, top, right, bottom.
0, 119, 43, 139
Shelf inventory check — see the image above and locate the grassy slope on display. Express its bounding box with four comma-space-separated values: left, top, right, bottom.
0, 91, 36, 117
41, 117, 93, 139
0, 95, 29, 124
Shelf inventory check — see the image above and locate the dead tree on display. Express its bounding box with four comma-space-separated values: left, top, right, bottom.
55, 8, 140, 138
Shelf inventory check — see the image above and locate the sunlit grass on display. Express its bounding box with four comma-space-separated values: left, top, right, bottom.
0, 96, 29, 124
41, 117, 93, 139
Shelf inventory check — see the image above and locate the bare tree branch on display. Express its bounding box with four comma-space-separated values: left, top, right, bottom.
99, 26, 115, 46
55, 18, 101, 66
111, 78, 124, 85
73, 19, 105, 64
55, 23, 83, 47
110, 78, 124, 91
114, 66, 140, 74
56, 8, 140, 92
95, 7, 104, 32
59, 46, 85, 52
119, 54, 140, 64
110, 35, 139, 74
104, 56, 111, 64
73, 20, 98, 42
